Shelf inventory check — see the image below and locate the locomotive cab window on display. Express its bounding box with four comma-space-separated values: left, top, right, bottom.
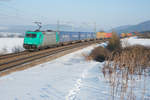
32, 34, 36, 38
26, 34, 37, 38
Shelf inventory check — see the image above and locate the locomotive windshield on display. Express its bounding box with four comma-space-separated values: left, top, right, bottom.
26, 34, 36, 38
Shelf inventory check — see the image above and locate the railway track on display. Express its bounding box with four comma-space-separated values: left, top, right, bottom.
0, 40, 102, 73
0, 51, 29, 60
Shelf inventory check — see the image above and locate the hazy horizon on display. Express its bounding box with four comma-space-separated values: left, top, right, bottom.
0, 0, 150, 30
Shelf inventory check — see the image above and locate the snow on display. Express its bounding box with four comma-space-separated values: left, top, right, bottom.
0, 37, 150, 100
0, 38, 24, 54
95, 42, 108, 48
0, 44, 110, 100
122, 36, 150, 47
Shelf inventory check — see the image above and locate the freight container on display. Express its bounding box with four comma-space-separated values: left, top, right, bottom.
126, 33, 132, 37
59, 31, 71, 43
120, 33, 126, 38
105, 33, 112, 38
103, 33, 107, 39
90, 32, 96, 40
87, 32, 91, 39
70, 32, 80, 41
96, 32, 106, 39
79, 32, 87, 40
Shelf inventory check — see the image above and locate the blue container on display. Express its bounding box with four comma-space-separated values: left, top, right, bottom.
87, 32, 91, 39
79, 32, 87, 40
91, 32, 95, 39
70, 32, 80, 41
59, 31, 71, 42
59, 31, 96, 42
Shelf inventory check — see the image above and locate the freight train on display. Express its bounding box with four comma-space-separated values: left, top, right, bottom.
23, 30, 134, 51
23, 30, 96, 50
120, 33, 133, 38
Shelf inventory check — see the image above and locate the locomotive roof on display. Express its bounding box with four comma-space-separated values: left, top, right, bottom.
26, 30, 56, 32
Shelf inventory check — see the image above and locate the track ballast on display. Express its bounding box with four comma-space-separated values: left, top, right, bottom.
0, 40, 102, 73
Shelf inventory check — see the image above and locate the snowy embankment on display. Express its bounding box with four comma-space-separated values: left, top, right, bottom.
122, 36, 150, 47
0, 37, 150, 100
0, 45, 110, 100
0, 38, 24, 54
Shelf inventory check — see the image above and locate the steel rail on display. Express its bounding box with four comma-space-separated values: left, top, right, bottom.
0, 40, 101, 72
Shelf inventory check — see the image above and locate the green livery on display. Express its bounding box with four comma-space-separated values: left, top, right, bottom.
24, 31, 43, 45
23, 31, 59, 50
56, 32, 59, 43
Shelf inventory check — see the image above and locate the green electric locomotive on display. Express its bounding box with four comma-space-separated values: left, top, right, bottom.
23, 30, 59, 50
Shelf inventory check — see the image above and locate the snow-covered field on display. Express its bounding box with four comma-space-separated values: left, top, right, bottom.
122, 36, 150, 47
0, 37, 150, 100
0, 38, 24, 54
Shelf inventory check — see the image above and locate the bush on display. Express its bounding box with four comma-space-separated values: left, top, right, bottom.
89, 46, 110, 62
106, 31, 121, 51
105, 44, 150, 75
115, 45, 150, 73
140, 31, 150, 38
87, 31, 150, 100
103, 45, 150, 100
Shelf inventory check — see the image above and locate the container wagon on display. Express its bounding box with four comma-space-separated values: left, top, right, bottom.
96, 32, 106, 40
105, 33, 112, 39
126, 33, 132, 37
120, 33, 126, 38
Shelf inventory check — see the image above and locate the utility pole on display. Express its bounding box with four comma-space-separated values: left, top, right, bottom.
72, 24, 74, 32
94, 22, 96, 33
57, 20, 60, 32
93, 22, 97, 42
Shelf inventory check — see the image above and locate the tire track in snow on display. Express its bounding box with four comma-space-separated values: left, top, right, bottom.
65, 69, 88, 100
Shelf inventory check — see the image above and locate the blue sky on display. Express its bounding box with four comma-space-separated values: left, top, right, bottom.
0, 0, 150, 30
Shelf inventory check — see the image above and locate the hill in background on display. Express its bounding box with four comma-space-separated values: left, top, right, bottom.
111, 20, 150, 33
1, 20, 150, 37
